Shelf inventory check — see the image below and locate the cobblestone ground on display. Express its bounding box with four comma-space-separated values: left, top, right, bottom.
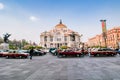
0, 53, 120, 80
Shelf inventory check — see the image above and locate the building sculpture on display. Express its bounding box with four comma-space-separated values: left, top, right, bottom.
3, 33, 11, 43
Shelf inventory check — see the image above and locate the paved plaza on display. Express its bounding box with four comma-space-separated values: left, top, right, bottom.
0, 53, 120, 80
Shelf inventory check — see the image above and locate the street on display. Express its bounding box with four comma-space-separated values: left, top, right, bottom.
0, 53, 120, 80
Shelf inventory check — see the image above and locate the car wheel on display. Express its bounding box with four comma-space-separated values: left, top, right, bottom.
57, 54, 62, 58
19, 56, 22, 59
6, 56, 9, 59
96, 54, 100, 57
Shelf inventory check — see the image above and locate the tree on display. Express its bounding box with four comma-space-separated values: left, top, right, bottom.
60, 45, 68, 49
21, 39, 29, 48
36, 46, 43, 50
8, 39, 30, 50
0, 37, 4, 44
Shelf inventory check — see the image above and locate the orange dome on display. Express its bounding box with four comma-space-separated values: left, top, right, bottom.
55, 20, 67, 28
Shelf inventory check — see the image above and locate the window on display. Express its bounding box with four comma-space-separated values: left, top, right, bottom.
64, 30, 67, 32
57, 38, 61, 41
50, 36, 53, 42
44, 36, 47, 41
70, 35, 75, 41
65, 43, 67, 46
64, 36, 67, 41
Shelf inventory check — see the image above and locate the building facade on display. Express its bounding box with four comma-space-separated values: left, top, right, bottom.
87, 27, 120, 48
40, 20, 82, 48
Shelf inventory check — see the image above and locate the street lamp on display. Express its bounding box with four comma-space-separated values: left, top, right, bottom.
79, 34, 83, 48
44, 31, 47, 48
71, 32, 75, 41
71, 32, 78, 49
19, 40, 22, 49
115, 28, 119, 49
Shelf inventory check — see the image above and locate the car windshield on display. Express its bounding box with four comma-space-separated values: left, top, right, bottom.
18, 50, 29, 53
98, 48, 114, 51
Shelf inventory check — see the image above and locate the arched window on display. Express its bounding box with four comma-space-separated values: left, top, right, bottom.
44, 36, 47, 41
64, 36, 67, 41
50, 36, 53, 42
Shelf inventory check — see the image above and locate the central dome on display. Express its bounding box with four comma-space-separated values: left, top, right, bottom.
55, 20, 67, 28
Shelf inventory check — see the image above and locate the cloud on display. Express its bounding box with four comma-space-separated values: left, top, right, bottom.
29, 16, 39, 21
0, 3, 4, 10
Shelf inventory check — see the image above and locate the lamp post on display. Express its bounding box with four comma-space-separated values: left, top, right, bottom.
19, 40, 22, 49
44, 31, 47, 48
71, 32, 76, 48
115, 28, 119, 49
71, 32, 75, 41
98, 35, 101, 48
100, 39, 102, 48
79, 34, 83, 48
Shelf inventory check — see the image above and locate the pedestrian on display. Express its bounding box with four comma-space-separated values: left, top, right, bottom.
88, 47, 91, 57
29, 47, 34, 60
81, 47, 84, 56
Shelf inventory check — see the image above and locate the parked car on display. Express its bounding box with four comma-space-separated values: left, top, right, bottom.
49, 48, 58, 56
4, 50, 29, 59
57, 49, 83, 58
90, 48, 117, 57
77, 48, 88, 55
115, 49, 120, 54
0, 50, 4, 57
37, 49, 47, 55
0, 50, 9, 57
31, 49, 45, 56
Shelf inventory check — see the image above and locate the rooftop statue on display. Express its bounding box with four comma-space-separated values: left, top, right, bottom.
71, 32, 75, 41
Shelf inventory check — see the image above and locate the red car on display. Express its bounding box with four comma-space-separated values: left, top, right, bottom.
4, 50, 29, 59
57, 50, 84, 58
90, 48, 117, 56
0, 50, 9, 57
0, 52, 3, 57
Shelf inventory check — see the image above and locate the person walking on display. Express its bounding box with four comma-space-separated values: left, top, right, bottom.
88, 47, 91, 57
81, 47, 84, 57
29, 47, 34, 60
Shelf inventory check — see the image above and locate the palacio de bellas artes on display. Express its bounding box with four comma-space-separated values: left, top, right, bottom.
39, 20, 83, 49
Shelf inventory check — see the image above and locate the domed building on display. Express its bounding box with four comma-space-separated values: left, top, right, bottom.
40, 20, 82, 48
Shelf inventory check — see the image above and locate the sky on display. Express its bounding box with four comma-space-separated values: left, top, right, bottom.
0, 0, 120, 44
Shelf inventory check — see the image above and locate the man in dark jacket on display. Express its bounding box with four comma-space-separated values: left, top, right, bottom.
29, 48, 34, 60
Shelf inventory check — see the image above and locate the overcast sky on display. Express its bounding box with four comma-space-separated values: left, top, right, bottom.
0, 0, 120, 44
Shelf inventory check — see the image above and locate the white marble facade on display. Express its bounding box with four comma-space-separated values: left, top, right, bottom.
40, 20, 82, 48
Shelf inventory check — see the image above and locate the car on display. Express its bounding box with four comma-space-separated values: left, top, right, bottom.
0, 50, 9, 57
37, 49, 47, 55
115, 49, 120, 54
0, 50, 4, 57
49, 48, 58, 56
90, 48, 117, 57
20, 49, 46, 56
31, 49, 45, 56
57, 49, 83, 58
4, 50, 29, 59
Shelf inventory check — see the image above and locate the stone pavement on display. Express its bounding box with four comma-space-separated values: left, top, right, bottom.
0, 53, 120, 80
